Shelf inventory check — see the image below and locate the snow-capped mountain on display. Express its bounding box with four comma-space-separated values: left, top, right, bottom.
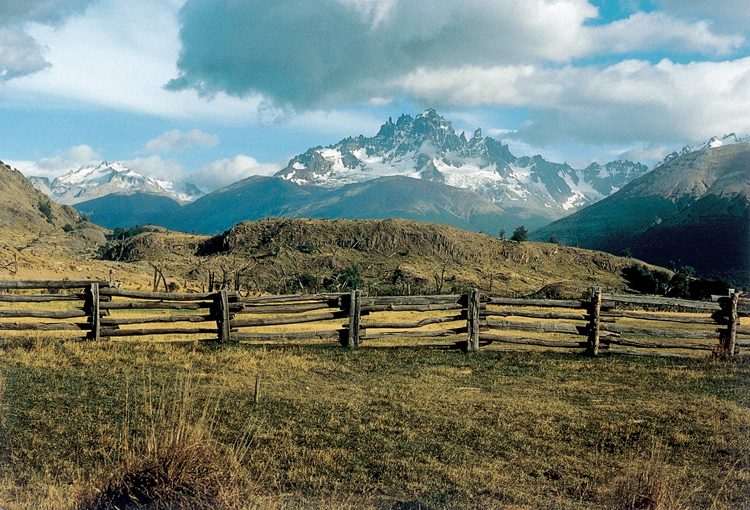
657, 133, 750, 168
275, 109, 649, 224
30, 161, 204, 205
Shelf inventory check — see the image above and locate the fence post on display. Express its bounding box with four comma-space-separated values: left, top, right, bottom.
347, 289, 362, 348
215, 288, 230, 344
87, 282, 100, 341
466, 289, 480, 353
588, 287, 602, 357
719, 290, 739, 358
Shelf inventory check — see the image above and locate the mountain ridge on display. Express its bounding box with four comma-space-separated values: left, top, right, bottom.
30, 161, 204, 205
530, 142, 750, 285
274, 109, 650, 226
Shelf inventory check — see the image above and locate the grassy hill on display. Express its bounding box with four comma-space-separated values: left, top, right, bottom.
101, 217, 654, 297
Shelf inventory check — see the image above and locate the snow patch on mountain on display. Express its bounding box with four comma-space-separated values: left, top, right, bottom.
656, 133, 750, 168
30, 161, 205, 205
275, 109, 650, 221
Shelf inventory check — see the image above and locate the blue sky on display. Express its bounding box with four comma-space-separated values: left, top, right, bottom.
1, 0, 749, 192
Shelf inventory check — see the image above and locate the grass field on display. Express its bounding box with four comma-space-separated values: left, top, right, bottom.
0, 337, 748, 509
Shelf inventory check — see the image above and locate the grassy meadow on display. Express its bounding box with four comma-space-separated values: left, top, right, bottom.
0, 336, 748, 509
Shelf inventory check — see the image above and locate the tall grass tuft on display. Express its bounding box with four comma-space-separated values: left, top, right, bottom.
606, 439, 691, 510
76, 375, 253, 510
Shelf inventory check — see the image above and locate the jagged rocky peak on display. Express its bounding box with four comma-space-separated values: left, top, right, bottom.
274, 109, 650, 223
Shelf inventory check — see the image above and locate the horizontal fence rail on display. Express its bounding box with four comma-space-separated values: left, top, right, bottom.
0, 280, 747, 360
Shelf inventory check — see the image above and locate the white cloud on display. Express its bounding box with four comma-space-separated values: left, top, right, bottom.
144, 129, 219, 152
10, 144, 101, 178
395, 57, 750, 145
189, 155, 280, 192
618, 144, 672, 164
590, 11, 743, 56
124, 155, 185, 182
8, 0, 271, 122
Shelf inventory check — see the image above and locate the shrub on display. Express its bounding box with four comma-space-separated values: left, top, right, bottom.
511, 226, 528, 242
38, 199, 54, 222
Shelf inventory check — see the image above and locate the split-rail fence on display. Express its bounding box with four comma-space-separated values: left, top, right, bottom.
0, 280, 747, 360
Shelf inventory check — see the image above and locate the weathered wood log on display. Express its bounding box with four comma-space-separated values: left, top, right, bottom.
600, 324, 719, 339
601, 293, 720, 311
347, 290, 362, 348
603, 348, 703, 359
233, 330, 342, 341
589, 288, 602, 356
360, 328, 466, 340
88, 282, 100, 341
101, 301, 213, 310
0, 280, 109, 290
361, 314, 463, 329
737, 328, 750, 336
484, 297, 586, 309
482, 309, 590, 321
0, 309, 87, 319
478, 333, 588, 349
483, 319, 589, 336
238, 293, 343, 304
467, 289, 481, 352
100, 288, 222, 301
101, 314, 214, 326
100, 327, 218, 337
356, 342, 461, 350
605, 338, 715, 351
0, 322, 91, 331
216, 288, 230, 343
0, 294, 83, 303
231, 311, 347, 328
602, 310, 717, 324
360, 295, 462, 306
236, 302, 334, 315
361, 303, 465, 312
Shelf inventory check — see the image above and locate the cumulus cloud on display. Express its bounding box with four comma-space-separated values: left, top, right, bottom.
166, 0, 599, 108
590, 11, 743, 56
0, 0, 98, 90
396, 57, 750, 145
12, 144, 101, 178
167, 0, 743, 110
144, 129, 220, 152
189, 155, 280, 192
124, 155, 186, 182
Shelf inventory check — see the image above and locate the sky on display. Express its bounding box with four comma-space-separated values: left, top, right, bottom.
1, 0, 749, 192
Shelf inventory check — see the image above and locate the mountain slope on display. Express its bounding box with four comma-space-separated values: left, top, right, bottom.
0, 160, 81, 243
275, 109, 649, 227
530, 142, 750, 285
74, 192, 183, 230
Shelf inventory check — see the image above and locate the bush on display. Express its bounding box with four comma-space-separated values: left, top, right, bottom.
511, 226, 528, 242
548, 234, 559, 244
62, 223, 75, 233
38, 199, 54, 222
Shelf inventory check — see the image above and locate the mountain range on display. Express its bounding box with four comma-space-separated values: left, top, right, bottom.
274, 109, 649, 230
30, 161, 204, 205
531, 141, 750, 286
70, 109, 649, 234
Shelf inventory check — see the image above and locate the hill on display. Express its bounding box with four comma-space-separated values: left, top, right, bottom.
105, 217, 653, 297
530, 143, 750, 286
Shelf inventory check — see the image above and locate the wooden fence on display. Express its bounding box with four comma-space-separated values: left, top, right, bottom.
0, 280, 747, 359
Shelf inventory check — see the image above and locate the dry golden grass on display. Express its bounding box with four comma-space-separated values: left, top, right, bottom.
0, 338, 748, 509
